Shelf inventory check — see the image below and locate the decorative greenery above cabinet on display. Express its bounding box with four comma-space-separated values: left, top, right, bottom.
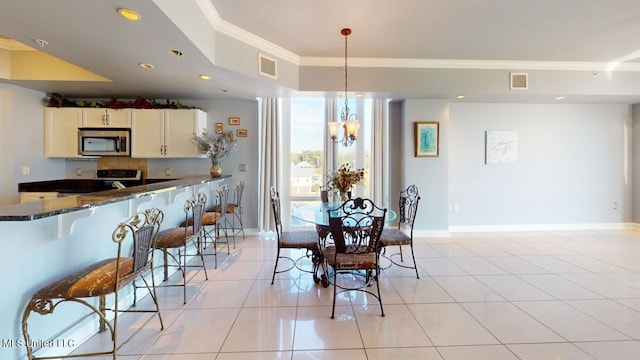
46, 93, 199, 110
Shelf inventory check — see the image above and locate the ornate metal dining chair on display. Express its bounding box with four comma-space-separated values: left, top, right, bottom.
21, 208, 165, 360
228, 180, 245, 242
154, 192, 209, 304
379, 185, 421, 278
269, 186, 322, 284
323, 197, 387, 319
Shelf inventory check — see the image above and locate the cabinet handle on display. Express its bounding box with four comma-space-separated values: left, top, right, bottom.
160, 145, 164, 155
105, 114, 110, 126
102, 114, 106, 126
164, 145, 168, 155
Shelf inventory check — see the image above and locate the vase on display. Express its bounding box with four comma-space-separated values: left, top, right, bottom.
209, 164, 222, 178
339, 190, 351, 202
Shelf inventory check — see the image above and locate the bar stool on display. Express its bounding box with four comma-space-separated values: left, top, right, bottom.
21, 208, 165, 360
154, 192, 208, 304
228, 181, 245, 243
201, 185, 231, 268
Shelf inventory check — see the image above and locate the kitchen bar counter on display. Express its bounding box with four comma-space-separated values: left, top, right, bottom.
1, 174, 230, 360
3, 175, 231, 221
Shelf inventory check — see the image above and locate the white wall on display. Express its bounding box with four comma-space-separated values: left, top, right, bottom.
0, 85, 65, 205
448, 103, 632, 230
400, 100, 450, 234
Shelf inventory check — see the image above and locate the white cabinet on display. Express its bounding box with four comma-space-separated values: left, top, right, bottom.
45, 107, 82, 158
82, 108, 131, 128
131, 109, 206, 158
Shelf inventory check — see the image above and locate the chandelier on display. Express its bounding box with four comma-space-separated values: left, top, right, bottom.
328, 28, 360, 147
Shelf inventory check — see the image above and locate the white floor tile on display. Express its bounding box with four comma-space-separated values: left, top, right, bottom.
355, 304, 433, 348
462, 302, 564, 344
507, 342, 596, 360
576, 340, 640, 360
432, 276, 505, 302
409, 303, 499, 346
517, 274, 604, 300
438, 344, 519, 360
475, 275, 555, 301
514, 301, 628, 341
221, 307, 297, 352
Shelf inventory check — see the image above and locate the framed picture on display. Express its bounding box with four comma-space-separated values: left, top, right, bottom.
215, 122, 223, 134
485, 130, 518, 164
414, 122, 439, 157
229, 117, 240, 125
236, 129, 248, 137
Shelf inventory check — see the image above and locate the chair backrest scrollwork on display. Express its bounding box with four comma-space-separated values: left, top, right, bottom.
327, 198, 386, 254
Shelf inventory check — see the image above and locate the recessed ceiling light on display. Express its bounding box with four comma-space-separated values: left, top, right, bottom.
219, 89, 228, 93
555, 96, 566, 100
138, 63, 154, 69
169, 49, 183, 58
456, 95, 465, 99
199, 75, 211, 80
356, 93, 364, 97
118, 8, 141, 21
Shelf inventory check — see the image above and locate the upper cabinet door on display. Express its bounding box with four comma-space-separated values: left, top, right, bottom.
130, 109, 164, 158
164, 109, 206, 158
82, 108, 131, 128
45, 108, 83, 158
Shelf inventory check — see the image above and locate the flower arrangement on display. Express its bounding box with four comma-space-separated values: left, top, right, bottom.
326, 163, 365, 195
192, 129, 237, 166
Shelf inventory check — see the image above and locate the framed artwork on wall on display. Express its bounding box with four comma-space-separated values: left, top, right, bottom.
414, 121, 439, 157
229, 117, 240, 125
215, 122, 223, 134
237, 129, 248, 137
485, 130, 518, 164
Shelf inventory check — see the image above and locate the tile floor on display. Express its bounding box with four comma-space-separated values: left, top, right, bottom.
72, 229, 640, 359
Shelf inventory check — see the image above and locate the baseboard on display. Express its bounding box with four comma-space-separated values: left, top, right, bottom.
449, 222, 636, 233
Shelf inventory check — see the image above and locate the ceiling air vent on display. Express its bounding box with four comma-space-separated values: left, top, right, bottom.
259, 54, 277, 79
510, 72, 528, 90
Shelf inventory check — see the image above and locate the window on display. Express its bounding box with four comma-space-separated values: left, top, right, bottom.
282, 97, 373, 229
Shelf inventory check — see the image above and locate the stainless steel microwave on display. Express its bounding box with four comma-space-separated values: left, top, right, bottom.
78, 128, 130, 156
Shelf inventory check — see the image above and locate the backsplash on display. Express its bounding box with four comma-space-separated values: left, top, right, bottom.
98, 158, 149, 178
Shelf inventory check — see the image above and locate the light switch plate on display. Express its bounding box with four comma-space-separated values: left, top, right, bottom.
239, 164, 247, 172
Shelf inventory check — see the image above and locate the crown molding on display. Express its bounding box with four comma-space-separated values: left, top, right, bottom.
300, 56, 640, 72
195, 0, 299, 64
198, 0, 640, 72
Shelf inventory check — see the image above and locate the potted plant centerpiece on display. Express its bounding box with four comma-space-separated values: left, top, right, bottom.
326, 163, 365, 202
192, 129, 237, 177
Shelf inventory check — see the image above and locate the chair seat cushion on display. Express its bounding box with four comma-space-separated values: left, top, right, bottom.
323, 246, 377, 270
32, 257, 134, 299
280, 231, 318, 249
155, 227, 194, 248
379, 228, 411, 246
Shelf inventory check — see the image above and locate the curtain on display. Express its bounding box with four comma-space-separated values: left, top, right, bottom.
258, 98, 280, 232
371, 98, 388, 207
323, 98, 338, 178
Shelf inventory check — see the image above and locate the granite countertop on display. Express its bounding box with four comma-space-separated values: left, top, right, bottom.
3, 175, 231, 221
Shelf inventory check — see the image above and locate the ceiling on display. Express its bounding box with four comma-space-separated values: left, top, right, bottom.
0, 0, 640, 103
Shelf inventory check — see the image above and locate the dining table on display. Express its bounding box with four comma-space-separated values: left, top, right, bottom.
291, 201, 397, 287
291, 201, 397, 227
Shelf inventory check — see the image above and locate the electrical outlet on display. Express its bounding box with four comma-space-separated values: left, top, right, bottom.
453, 204, 460, 212
76, 168, 82, 176
165, 168, 172, 176
239, 164, 247, 172
21, 166, 30, 176
613, 202, 618, 210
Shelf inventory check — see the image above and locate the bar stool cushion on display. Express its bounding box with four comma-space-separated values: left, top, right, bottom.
155, 227, 194, 248
208, 204, 235, 214
32, 257, 134, 299
178, 212, 222, 227
379, 228, 411, 246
